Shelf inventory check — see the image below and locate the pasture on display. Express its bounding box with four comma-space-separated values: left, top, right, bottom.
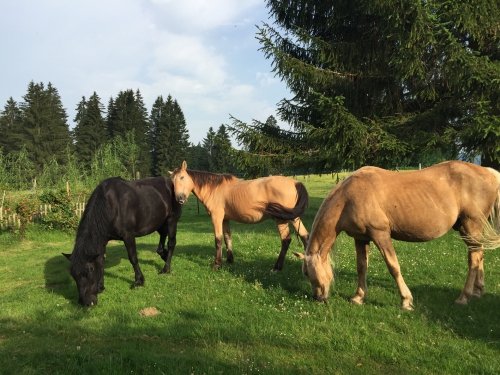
2, 173, 500, 374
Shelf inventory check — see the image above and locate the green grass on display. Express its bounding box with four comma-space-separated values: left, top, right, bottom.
2, 173, 500, 374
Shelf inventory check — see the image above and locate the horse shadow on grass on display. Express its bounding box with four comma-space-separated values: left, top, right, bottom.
43, 240, 178, 303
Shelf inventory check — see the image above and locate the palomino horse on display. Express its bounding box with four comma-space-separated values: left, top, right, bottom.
170, 161, 309, 271
63, 176, 182, 306
293, 161, 500, 310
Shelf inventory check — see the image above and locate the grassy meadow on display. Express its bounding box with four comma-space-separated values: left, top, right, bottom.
2, 173, 500, 374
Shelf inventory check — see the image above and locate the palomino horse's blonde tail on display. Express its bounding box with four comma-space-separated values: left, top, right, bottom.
467, 167, 500, 250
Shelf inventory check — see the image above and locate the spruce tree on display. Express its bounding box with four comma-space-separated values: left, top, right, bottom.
0, 97, 23, 155
134, 89, 152, 176
230, 0, 500, 171
169, 98, 190, 169
202, 127, 216, 172
151, 95, 190, 175
211, 125, 234, 173
73, 92, 107, 169
186, 142, 210, 171
107, 89, 151, 177
20, 81, 72, 173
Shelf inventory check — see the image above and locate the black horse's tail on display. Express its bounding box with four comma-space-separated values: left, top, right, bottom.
260, 182, 309, 221
73, 181, 112, 258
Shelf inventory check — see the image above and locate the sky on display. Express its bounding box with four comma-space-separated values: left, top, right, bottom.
0, 0, 292, 146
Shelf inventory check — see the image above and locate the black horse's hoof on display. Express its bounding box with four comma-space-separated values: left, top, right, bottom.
131, 281, 145, 289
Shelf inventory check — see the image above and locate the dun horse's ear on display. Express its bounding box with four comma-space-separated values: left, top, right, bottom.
168, 170, 173, 175
62, 253, 72, 260
181, 160, 187, 170
292, 251, 305, 259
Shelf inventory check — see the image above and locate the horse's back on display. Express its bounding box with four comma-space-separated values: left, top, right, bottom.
223, 175, 303, 222
104, 176, 177, 237
326, 161, 500, 242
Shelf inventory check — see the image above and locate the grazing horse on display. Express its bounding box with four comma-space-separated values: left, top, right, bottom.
63, 176, 182, 306
170, 161, 309, 271
293, 161, 500, 310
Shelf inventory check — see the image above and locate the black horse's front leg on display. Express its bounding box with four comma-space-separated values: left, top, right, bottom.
123, 235, 145, 288
97, 249, 106, 293
160, 220, 178, 274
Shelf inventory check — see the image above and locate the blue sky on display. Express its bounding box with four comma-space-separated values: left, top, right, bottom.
0, 0, 292, 145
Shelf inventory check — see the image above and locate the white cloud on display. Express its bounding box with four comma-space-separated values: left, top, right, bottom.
0, 0, 291, 145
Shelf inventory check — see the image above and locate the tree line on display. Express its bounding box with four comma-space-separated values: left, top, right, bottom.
0, 82, 237, 191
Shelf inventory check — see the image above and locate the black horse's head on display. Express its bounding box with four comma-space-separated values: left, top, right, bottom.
63, 253, 103, 306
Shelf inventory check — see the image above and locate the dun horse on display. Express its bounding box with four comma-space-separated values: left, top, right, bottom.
170, 161, 309, 271
293, 161, 500, 310
63, 176, 182, 306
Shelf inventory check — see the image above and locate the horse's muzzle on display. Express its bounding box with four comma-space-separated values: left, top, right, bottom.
176, 193, 187, 205
79, 294, 98, 306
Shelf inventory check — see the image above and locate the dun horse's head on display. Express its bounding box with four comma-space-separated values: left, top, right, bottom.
293, 251, 333, 303
170, 160, 194, 205
63, 253, 103, 306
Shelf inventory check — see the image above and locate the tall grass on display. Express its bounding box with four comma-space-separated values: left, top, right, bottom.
1, 174, 500, 374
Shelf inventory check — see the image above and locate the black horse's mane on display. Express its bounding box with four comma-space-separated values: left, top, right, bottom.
71, 181, 111, 266
186, 169, 235, 189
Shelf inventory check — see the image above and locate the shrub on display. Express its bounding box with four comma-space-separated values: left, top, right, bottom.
39, 190, 79, 232
15, 196, 38, 239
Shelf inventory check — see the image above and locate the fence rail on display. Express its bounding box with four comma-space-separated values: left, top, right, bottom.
0, 203, 86, 230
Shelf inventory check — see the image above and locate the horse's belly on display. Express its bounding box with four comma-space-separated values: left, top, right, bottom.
390, 223, 451, 242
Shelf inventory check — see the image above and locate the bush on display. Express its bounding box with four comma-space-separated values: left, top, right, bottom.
15, 196, 38, 239
39, 190, 79, 232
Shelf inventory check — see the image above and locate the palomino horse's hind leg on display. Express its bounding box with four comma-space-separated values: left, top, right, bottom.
123, 234, 145, 288
472, 250, 484, 298
273, 221, 291, 272
223, 220, 234, 264
455, 222, 485, 305
350, 239, 370, 305
371, 231, 413, 310
455, 243, 484, 305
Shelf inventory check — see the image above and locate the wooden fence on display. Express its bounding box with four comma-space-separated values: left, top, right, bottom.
0, 203, 86, 230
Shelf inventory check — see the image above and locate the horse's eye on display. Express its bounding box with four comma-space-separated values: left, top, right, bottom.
180, 176, 184, 180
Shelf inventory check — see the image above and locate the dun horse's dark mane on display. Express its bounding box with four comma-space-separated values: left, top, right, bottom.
71, 181, 111, 267
186, 169, 236, 189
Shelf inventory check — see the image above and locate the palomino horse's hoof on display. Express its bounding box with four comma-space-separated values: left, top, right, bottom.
349, 297, 364, 306
453, 299, 469, 306
212, 264, 222, 270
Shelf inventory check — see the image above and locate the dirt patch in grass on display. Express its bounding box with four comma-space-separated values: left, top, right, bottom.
139, 307, 160, 317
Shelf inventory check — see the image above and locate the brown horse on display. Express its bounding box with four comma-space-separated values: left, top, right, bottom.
170, 161, 309, 271
293, 161, 500, 310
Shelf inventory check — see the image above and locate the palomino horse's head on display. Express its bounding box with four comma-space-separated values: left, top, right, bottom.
63, 253, 103, 306
170, 160, 194, 205
293, 251, 333, 303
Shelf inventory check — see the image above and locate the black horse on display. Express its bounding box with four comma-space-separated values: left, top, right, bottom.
63, 176, 182, 306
